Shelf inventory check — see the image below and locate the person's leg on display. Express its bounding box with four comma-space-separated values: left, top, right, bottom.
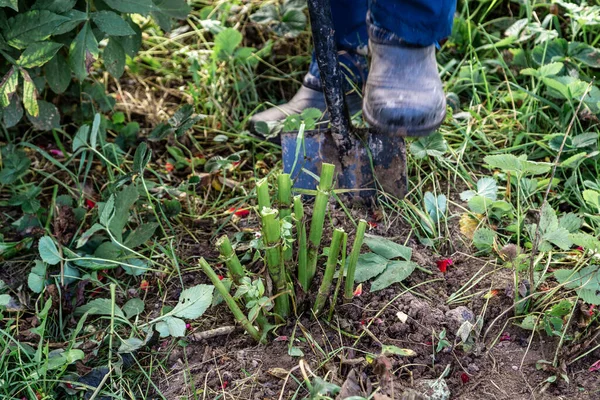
249, 0, 368, 137
363, 0, 456, 136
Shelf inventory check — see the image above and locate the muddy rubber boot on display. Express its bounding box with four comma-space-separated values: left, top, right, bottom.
363, 21, 446, 137
249, 83, 363, 138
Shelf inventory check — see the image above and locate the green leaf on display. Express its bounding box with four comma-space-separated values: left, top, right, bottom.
0, 0, 18, 11
133, 142, 151, 173
123, 223, 158, 248
473, 227, 496, 252
363, 235, 412, 260
17, 42, 62, 68
100, 195, 115, 226
570, 232, 600, 252
558, 213, 582, 233
169, 284, 214, 319
113, 18, 142, 57
45, 53, 71, 94
28, 260, 46, 293
121, 258, 149, 276
94, 241, 122, 261
32, 0, 76, 13
26, 100, 60, 131
460, 177, 498, 201
213, 28, 242, 60
47, 349, 84, 370
156, 316, 186, 337
77, 223, 104, 248
484, 154, 522, 172
54, 9, 89, 35
424, 192, 446, 223
103, 0, 156, 15
68, 22, 99, 81
539, 202, 558, 233
92, 11, 135, 36
583, 189, 600, 211
381, 345, 416, 357
353, 252, 389, 282
108, 184, 139, 242
0, 146, 29, 184
104, 38, 126, 78
0, 67, 18, 108
543, 228, 573, 251
122, 297, 144, 318
38, 236, 61, 265
288, 346, 304, 357
532, 38, 567, 65
5, 10, 69, 49
537, 62, 564, 77
21, 70, 39, 117
118, 337, 144, 353
75, 298, 125, 318
72, 125, 89, 151
152, 0, 190, 18
0, 294, 13, 307
568, 41, 600, 68
370, 261, 418, 291
409, 133, 447, 159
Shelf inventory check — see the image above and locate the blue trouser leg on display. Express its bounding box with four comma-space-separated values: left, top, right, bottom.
303, 0, 456, 89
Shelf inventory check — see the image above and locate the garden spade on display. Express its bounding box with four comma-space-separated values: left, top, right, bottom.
281, 0, 408, 200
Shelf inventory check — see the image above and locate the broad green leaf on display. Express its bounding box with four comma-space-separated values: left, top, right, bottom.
558, 213, 582, 233
543, 228, 573, 251
92, 11, 135, 36
38, 236, 61, 265
77, 223, 104, 248
156, 316, 186, 337
484, 154, 522, 172
353, 252, 388, 282
568, 41, 600, 68
118, 337, 144, 353
72, 125, 90, 151
21, 70, 39, 117
289, 346, 304, 357
0, 67, 18, 107
133, 142, 151, 173
424, 192, 446, 223
460, 177, 498, 201
32, 0, 76, 13
583, 189, 600, 211
75, 298, 125, 318
370, 261, 418, 291
409, 133, 447, 159
62, 262, 80, 286
537, 62, 563, 77
113, 18, 142, 57
570, 232, 600, 252
17, 42, 62, 68
152, 0, 191, 18
213, 28, 242, 60
363, 235, 411, 261
26, 101, 60, 131
68, 22, 99, 81
108, 184, 139, 242
532, 38, 567, 65
5, 10, 69, 49
45, 53, 71, 94
381, 345, 416, 357
27, 260, 46, 293
0, 146, 29, 184
169, 284, 214, 319
47, 349, 84, 370
54, 9, 88, 35
94, 241, 122, 261
538, 202, 558, 233
0, 0, 18, 11
103, 0, 156, 15
123, 223, 158, 248
122, 297, 145, 318
104, 38, 126, 78
473, 227, 496, 252
0, 294, 12, 307
121, 258, 149, 276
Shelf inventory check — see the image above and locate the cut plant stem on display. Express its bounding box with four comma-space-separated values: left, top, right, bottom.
328, 231, 347, 320
216, 235, 245, 285
261, 207, 290, 320
256, 178, 271, 213
313, 228, 345, 316
344, 219, 367, 300
199, 258, 263, 343
306, 163, 335, 288
277, 173, 293, 265
294, 195, 309, 291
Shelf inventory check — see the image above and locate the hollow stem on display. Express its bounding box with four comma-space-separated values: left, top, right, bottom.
344, 219, 367, 300
294, 195, 309, 291
216, 235, 244, 285
277, 173, 293, 266
199, 258, 263, 343
256, 178, 271, 213
261, 208, 290, 320
306, 163, 335, 288
328, 231, 347, 320
313, 228, 345, 316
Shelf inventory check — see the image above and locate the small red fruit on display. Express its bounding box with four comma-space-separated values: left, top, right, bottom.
461, 373, 470, 384
140, 280, 149, 291
436, 258, 453, 273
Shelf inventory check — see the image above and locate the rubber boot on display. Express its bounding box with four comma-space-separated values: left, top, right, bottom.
363, 20, 446, 137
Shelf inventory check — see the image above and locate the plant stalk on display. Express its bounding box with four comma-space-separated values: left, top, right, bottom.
344, 219, 367, 300
328, 231, 347, 320
306, 163, 335, 288
294, 195, 309, 291
199, 258, 263, 343
256, 178, 271, 213
277, 173, 293, 266
261, 208, 290, 320
216, 235, 245, 285
313, 228, 345, 316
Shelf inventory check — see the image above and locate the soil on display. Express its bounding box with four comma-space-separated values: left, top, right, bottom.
153, 204, 600, 400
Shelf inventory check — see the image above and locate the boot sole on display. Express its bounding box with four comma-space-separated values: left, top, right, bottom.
362, 106, 446, 137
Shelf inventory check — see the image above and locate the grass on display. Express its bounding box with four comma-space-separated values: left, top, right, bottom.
2, 0, 600, 398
